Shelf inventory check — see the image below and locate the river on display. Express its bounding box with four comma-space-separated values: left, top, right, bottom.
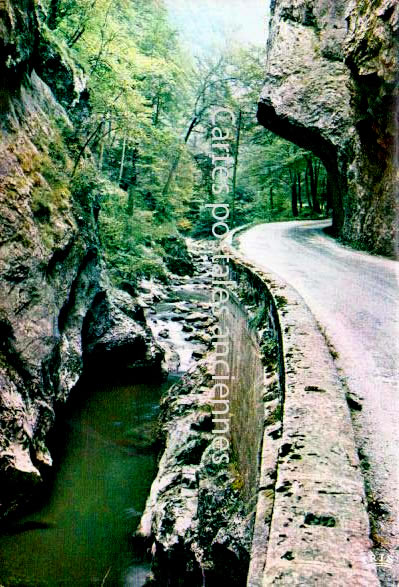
0, 376, 177, 586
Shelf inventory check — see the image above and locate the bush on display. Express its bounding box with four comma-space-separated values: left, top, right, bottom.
191, 206, 217, 239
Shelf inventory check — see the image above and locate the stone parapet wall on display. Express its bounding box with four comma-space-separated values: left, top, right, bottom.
136, 230, 379, 585
219, 287, 281, 503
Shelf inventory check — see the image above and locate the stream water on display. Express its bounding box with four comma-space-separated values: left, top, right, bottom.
0, 377, 176, 586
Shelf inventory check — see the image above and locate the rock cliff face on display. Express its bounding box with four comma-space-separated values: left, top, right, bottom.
0, 1, 161, 517
259, 0, 398, 256
137, 363, 253, 586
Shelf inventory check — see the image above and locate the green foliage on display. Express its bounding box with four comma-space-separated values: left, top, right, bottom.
43, 0, 199, 283
69, 164, 98, 213
52, 0, 193, 203
191, 207, 217, 239
98, 180, 169, 285
25, 112, 76, 249
187, 44, 329, 232
42, 0, 330, 285
229, 462, 245, 493
264, 404, 282, 426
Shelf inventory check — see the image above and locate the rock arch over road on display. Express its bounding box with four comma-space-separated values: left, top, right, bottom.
259, 0, 398, 256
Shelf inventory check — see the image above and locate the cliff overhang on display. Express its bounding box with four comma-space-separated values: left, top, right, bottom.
258, 0, 398, 256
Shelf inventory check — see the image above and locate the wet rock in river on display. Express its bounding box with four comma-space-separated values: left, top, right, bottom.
192, 348, 206, 359
185, 312, 210, 323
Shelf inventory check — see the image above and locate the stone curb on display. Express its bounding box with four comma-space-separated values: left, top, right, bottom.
221, 232, 379, 586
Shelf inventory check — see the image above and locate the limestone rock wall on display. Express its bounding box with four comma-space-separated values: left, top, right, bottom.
137, 363, 253, 586
0, 0, 161, 518
344, 0, 398, 254
259, 0, 398, 255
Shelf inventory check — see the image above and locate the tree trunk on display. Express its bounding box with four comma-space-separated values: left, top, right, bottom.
313, 160, 321, 212
305, 166, 312, 208
47, 0, 59, 29
99, 139, 105, 171
153, 94, 161, 125
162, 116, 198, 199
297, 172, 302, 210
231, 110, 242, 228
291, 171, 298, 217
123, 147, 138, 208
98, 115, 105, 171
72, 120, 103, 176
68, 25, 86, 47
107, 117, 112, 147
308, 158, 321, 213
130, 147, 138, 187
126, 187, 134, 216
326, 176, 333, 213
162, 149, 182, 200
119, 135, 127, 185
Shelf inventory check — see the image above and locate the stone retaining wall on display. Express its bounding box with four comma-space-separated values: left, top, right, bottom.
220, 289, 280, 504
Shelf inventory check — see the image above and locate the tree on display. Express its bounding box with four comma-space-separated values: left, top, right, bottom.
44, 0, 198, 284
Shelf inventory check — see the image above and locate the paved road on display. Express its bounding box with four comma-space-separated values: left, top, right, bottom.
237, 220, 399, 576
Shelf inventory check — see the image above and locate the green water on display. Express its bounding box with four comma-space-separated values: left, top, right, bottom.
0, 377, 172, 586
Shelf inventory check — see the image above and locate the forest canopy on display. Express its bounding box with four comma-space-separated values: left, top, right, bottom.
44, 0, 328, 286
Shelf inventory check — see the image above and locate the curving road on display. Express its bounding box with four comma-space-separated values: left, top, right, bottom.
237, 220, 399, 575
